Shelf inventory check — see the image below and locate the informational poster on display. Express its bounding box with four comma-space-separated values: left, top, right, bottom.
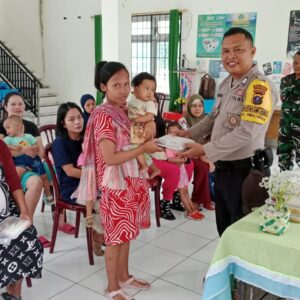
197, 12, 257, 58
287, 10, 300, 58
273, 61, 282, 74
263, 62, 273, 76
282, 62, 293, 76
179, 71, 196, 100
208, 60, 229, 78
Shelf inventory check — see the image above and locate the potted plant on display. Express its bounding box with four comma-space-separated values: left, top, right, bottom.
258, 170, 300, 235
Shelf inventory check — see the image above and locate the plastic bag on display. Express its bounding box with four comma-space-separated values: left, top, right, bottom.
0, 216, 30, 245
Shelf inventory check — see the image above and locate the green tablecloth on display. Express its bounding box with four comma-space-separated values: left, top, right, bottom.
203, 209, 300, 299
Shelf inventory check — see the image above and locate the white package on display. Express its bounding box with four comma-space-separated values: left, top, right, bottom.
0, 216, 30, 245
156, 135, 195, 151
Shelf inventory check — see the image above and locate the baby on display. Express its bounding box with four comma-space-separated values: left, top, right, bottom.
128, 72, 161, 179
3, 115, 54, 205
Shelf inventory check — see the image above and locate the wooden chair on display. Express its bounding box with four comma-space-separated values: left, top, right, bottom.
155, 92, 166, 115
39, 124, 56, 212
149, 177, 162, 227
44, 143, 94, 265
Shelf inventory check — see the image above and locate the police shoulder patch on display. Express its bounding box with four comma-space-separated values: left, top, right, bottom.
241, 79, 272, 124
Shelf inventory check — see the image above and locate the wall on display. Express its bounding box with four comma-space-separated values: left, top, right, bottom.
1, 0, 299, 106
125, 0, 300, 96
43, 0, 101, 103
0, 0, 44, 79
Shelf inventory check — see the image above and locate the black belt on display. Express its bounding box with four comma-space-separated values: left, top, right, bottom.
215, 157, 252, 170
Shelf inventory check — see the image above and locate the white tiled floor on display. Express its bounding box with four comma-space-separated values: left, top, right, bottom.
0, 194, 219, 300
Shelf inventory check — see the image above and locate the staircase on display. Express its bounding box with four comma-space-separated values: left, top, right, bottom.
0, 41, 59, 125
26, 87, 59, 125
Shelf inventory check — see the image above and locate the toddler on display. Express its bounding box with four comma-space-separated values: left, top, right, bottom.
165, 122, 204, 220
3, 115, 54, 205
128, 72, 161, 178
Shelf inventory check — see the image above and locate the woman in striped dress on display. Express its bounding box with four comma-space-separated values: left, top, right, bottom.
79, 61, 161, 300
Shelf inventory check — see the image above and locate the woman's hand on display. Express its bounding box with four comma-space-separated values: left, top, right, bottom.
144, 121, 156, 141
142, 139, 163, 154
20, 212, 32, 226
8, 145, 22, 156
23, 145, 39, 157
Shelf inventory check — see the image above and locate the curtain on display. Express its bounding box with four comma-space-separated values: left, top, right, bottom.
168, 10, 180, 111
94, 15, 103, 104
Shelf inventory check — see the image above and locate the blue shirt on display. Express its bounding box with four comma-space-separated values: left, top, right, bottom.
52, 136, 82, 203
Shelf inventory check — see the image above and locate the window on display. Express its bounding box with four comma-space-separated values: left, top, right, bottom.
131, 14, 170, 94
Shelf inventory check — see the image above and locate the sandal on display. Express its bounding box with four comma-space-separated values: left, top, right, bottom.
43, 194, 54, 206
105, 288, 134, 300
119, 276, 150, 290
1, 292, 22, 300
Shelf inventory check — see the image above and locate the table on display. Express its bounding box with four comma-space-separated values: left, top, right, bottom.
202, 209, 300, 300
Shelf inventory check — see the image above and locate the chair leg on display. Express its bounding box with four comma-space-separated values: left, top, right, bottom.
41, 201, 45, 213
50, 207, 61, 253
75, 211, 81, 238
85, 226, 94, 265
25, 277, 32, 287
154, 185, 161, 227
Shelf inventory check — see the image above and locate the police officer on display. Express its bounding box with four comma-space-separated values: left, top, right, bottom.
277, 50, 300, 171
179, 27, 279, 236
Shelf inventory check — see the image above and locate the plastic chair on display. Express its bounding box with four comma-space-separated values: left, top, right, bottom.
155, 92, 166, 115
149, 177, 162, 227
39, 124, 56, 146
39, 124, 56, 213
44, 143, 94, 265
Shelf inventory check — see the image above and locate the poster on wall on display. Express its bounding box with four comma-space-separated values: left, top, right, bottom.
287, 10, 300, 58
197, 12, 257, 58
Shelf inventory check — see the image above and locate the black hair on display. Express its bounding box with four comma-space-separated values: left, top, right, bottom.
131, 72, 156, 88
223, 27, 253, 46
294, 49, 300, 56
166, 121, 182, 133
1, 92, 25, 120
94, 61, 129, 92
56, 102, 83, 139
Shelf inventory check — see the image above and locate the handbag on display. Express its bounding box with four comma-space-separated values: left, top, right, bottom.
241, 148, 273, 215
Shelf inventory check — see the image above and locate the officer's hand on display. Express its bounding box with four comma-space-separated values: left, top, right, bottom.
180, 143, 204, 158
175, 129, 191, 138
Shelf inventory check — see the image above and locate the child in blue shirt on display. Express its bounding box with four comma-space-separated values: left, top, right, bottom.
3, 115, 54, 205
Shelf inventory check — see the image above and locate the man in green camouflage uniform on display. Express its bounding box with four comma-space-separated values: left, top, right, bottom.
277, 50, 300, 170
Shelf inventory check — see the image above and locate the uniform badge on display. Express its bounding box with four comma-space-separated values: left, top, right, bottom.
241, 77, 248, 85
252, 84, 267, 105
241, 79, 272, 125
229, 115, 238, 125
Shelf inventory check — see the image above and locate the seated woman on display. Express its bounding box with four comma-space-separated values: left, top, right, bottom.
52, 102, 104, 255
178, 94, 215, 211
0, 92, 43, 219
0, 140, 43, 300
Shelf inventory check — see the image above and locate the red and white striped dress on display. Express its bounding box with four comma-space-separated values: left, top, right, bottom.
92, 107, 150, 245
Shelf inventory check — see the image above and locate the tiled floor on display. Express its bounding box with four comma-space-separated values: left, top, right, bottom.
1, 194, 219, 300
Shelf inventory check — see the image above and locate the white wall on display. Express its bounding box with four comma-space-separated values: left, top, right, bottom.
43, 0, 101, 103
1, 0, 300, 107
0, 0, 44, 79
125, 0, 300, 83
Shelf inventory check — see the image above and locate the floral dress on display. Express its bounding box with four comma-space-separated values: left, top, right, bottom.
84, 104, 150, 245
0, 141, 43, 288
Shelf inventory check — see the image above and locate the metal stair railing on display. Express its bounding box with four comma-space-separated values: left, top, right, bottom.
0, 40, 42, 118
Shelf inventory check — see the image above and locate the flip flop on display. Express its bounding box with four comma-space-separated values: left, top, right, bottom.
58, 223, 76, 235
1, 292, 22, 300
38, 235, 51, 248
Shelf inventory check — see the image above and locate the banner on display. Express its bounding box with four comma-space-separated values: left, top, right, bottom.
197, 12, 257, 58
287, 10, 300, 58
